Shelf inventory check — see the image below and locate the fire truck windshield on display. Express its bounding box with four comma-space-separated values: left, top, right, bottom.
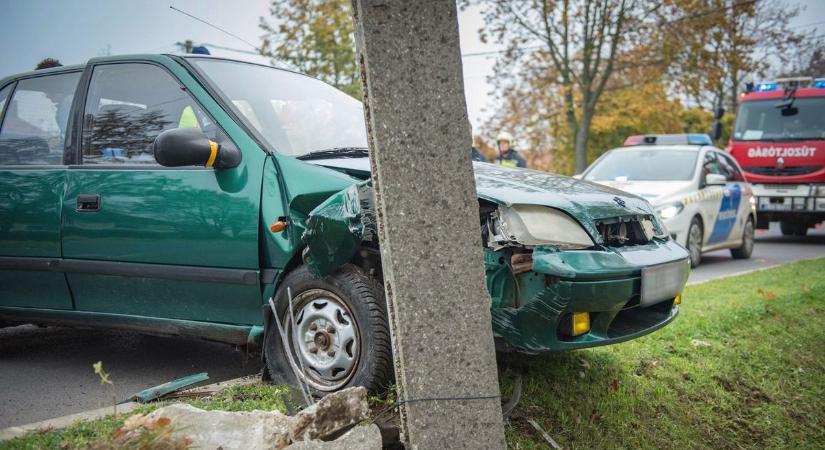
733, 97, 825, 141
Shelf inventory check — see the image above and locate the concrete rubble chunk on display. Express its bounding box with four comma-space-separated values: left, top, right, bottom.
139, 386, 373, 450
289, 386, 370, 442
144, 403, 291, 450
284, 424, 382, 450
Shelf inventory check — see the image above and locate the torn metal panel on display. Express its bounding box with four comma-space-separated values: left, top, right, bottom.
126, 372, 210, 403
301, 182, 376, 278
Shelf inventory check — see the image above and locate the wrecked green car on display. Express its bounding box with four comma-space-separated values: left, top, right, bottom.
0, 55, 689, 394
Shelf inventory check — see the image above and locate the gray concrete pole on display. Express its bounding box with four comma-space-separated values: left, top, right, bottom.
351, 1, 506, 449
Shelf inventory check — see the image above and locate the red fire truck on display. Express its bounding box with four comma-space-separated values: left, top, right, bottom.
727, 77, 825, 236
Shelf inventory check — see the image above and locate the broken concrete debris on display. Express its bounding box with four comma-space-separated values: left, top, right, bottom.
130, 386, 375, 449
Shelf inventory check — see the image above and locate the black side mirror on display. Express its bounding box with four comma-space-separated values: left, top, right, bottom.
153, 128, 241, 169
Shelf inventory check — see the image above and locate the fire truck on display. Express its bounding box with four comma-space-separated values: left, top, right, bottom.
727, 77, 825, 236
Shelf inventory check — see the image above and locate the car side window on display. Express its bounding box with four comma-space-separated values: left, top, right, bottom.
0, 73, 81, 165
717, 152, 744, 182
81, 63, 225, 164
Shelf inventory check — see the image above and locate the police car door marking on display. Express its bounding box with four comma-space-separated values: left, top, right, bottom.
708, 183, 741, 244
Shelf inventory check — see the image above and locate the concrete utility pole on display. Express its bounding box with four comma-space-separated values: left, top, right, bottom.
352, 1, 506, 449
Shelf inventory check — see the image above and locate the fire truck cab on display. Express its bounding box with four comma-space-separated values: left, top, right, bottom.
728, 77, 825, 236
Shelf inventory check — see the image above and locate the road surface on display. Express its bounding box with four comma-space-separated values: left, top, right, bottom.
688, 222, 825, 284
1, 223, 822, 429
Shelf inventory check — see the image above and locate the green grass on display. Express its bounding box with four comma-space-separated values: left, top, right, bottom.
504, 258, 825, 450
4, 259, 824, 449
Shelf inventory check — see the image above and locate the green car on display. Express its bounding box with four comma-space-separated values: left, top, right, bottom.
0, 55, 689, 393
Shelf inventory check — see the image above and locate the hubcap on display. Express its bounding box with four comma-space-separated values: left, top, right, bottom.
284, 289, 359, 392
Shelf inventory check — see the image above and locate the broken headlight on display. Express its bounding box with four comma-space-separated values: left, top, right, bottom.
490, 204, 594, 249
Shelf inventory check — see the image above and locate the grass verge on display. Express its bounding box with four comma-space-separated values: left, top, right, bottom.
0, 384, 290, 449
503, 258, 825, 449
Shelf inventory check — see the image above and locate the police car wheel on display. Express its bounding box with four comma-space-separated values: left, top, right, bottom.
687, 217, 703, 268
730, 217, 754, 259
780, 221, 795, 236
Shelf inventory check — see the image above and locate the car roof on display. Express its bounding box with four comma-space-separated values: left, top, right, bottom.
1, 54, 314, 90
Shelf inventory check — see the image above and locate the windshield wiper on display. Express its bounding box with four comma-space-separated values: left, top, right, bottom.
297, 147, 370, 161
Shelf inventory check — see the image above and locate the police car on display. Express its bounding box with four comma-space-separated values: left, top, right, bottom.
581, 134, 756, 267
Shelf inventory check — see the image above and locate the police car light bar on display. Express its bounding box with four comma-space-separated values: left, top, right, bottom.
747, 76, 820, 92
623, 134, 712, 146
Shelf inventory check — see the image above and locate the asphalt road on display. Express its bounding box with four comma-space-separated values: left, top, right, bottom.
0, 326, 262, 428
688, 222, 825, 284
1, 223, 822, 429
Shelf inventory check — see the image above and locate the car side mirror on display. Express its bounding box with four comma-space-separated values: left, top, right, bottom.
153, 128, 241, 169
705, 173, 726, 186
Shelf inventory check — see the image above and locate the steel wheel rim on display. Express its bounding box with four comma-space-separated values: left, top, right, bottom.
688, 223, 702, 264
283, 289, 360, 392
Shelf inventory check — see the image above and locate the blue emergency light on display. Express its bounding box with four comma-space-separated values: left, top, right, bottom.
753, 83, 777, 92
815, 79, 825, 89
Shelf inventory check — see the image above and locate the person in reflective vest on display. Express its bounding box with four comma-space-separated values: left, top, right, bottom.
494, 131, 526, 168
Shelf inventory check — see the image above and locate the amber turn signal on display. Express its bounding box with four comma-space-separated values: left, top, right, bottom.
571, 312, 590, 337
270, 220, 287, 233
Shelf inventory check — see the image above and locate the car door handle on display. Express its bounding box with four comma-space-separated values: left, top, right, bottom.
76, 194, 101, 212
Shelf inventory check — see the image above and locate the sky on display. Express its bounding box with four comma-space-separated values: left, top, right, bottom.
0, 0, 823, 131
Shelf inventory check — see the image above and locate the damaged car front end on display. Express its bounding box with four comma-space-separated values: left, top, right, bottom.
300, 160, 690, 354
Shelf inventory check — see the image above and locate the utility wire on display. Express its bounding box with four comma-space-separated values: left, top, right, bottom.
169, 6, 259, 50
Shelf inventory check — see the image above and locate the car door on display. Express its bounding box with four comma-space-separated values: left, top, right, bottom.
61, 61, 262, 325
715, 151, 750, 244
0, 72, 81, 310
704, 150, 743, 246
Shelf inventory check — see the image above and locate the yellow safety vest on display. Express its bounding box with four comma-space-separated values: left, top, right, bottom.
497, 159, 518, 168
178, 106, 200, 129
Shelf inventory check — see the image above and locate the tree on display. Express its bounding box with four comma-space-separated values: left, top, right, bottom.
660, 0, 813, 113
472, 0, 654, 173
35, 58, 62, 70
259, 0, 360, 98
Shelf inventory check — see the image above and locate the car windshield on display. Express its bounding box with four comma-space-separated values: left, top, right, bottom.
584, 149, 698, 181
733, 97, 825, 141
190, 58, 368, 157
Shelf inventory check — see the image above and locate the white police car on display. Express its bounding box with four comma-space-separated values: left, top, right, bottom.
581, 134, 756, 267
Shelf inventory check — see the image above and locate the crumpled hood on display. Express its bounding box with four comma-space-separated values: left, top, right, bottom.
308, 158, 658, 240
592, 180, 693, 206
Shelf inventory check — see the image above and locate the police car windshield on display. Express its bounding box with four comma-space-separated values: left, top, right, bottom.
733, 97, 825, 141
585, 149, 698, 181
190, 59, 368, 157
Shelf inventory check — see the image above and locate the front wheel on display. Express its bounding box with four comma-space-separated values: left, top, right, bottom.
264, 264, 393, 394
686, 217, 703, 268
730, 217, 754, 259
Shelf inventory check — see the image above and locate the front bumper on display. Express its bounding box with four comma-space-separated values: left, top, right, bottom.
753, 183, 825, 215
487, 239, 689, 352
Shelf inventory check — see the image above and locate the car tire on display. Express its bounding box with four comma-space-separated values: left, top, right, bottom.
793, 223, 808, 236
730, 217, 754, 259
264, 264, 392, 394
780, 220, 795, 236
686, 216, 703, 268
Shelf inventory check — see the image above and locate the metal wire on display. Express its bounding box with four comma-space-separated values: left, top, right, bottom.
269, 296, 313, 407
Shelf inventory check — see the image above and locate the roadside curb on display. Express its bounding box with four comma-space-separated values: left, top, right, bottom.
0, 402, 141, 442
0, 374, 261, 442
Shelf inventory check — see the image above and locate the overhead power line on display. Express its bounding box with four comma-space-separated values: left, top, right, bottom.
169, 6, 258, 50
